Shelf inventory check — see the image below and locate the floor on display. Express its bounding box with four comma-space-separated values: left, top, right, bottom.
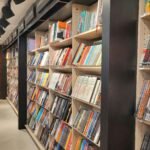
0, 100, 38, 150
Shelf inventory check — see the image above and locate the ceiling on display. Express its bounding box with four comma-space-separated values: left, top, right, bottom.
0, 0, 36, 44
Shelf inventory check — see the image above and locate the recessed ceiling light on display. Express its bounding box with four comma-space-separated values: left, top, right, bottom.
2, 5, 15, 19
14, 0, 25, 5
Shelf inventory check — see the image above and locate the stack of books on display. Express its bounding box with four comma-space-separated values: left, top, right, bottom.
36, 72, 49, 88
50, 47, 72, 66
49, 73, 72, 96
73, 107, 100, 145
141, 133, 150, 150
73, 43, 102, 66
72, 75, 101, 106
49, 20, 72, 42
50, 95, 72, 123
137, 80, 150, 122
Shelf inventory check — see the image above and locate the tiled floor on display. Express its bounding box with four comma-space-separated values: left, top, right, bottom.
0, 100, 38, 150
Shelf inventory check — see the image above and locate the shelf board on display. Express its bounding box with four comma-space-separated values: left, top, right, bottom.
74, 26, 102, 40
28, 65, 37, 70
72, 97, 100, 110
141, 13, 150, 20
50, 65, 72, 72
36, 45, 49, 52
25, 125, 45, 150
50, 89, 72, 99
37, 84, 49, 91
50, 37, 72, 49
137, 118, 150, 126
73, 128, 100, 148
7, 99, 18, 116
139, 67, 150, 72
37, 66, 49, 71
73, 66, 101, 75
27, 81, 36, 86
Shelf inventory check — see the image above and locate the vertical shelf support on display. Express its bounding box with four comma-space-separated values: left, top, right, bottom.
18, 34, 27, 129
101, 0, 138, 149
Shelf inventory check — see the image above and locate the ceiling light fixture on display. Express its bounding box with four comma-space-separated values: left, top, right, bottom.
0, 18, 10, 28
0, 27, 5, 35
14, 0, 25, 5
2, 0, 15, 19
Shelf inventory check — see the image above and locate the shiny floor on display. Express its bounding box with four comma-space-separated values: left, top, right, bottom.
0, 100, 38, 150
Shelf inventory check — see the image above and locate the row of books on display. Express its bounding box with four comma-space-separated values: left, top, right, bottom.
7, 78, 18, 109
49, 73, 72, 96
55, 121, 72, 149
34, 123, 49, 149
28, 87, 50, 110
50, 47, 72, 66
73, 43, 102, 66
50, 95, 72, 123
137, 80, 150, 122
72, 75, 101, 106
7, 67, 18, 78
140, 35, 150, 66
36, 72, 49, 88
28, 52, 49, 67
27, 70, 36, 83
28, 106, 49, 129
141, 133, 150, 150
145, 0, 150, 13
75, 137, 99, 150
49, 20, 72, 42
77, 0, 102, 33
73, 107, 100, 145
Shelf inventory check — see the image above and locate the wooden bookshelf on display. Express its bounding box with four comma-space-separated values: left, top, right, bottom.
136, 1, 150, 149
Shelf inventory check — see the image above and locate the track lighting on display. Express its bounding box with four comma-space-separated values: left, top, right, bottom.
14, 0, 25, 5
0, 27, 5, 35
2, 5, 14, 19
0, 18, 10, 28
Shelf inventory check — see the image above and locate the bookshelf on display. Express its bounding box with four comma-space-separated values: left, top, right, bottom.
136, 0, 150, 149
2, 0, 139, 149
6, 44, 18, 116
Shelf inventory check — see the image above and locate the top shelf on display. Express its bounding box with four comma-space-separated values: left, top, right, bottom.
141, 13, 150, 20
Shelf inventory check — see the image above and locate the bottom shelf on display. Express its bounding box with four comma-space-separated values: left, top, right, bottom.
25, 125, 45, 150
7, 98, 18, 116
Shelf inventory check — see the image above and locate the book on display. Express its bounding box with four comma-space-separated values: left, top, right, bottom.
49, 20, 72, 42
40, 51, 49, 66
73, 43, 102, 66
141, 133, 150, 150
73, 107, 100, 144
137, 80, 150, 121
49, 73, 72, 96
50, 47, 72, 66
72, 75, 100, 104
